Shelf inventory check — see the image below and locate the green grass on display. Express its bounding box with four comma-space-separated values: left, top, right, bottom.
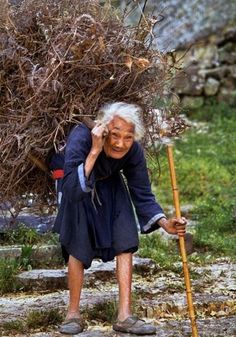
144, 101, 236, 262
139, 232, 181, 271
0, 259, 20, 294
193, 199, 236, 256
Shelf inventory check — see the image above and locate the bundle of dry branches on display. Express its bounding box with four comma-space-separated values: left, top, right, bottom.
0, 0, 187, 209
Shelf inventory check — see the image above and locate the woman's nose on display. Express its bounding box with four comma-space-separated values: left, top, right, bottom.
115, 138, 125, 148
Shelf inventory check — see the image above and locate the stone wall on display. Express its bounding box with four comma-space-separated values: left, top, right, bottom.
173, 27, 236, 109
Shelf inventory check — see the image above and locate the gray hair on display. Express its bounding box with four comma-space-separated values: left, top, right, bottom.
97, 102, 145, 140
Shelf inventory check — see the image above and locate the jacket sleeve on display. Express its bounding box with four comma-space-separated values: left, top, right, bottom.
62, 124, 95, 202
123, 142, 166, 234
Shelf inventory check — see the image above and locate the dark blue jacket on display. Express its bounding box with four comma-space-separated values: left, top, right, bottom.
53, 123, 166, 267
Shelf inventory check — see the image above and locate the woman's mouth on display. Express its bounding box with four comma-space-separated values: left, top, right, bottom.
112, 148, 124, 153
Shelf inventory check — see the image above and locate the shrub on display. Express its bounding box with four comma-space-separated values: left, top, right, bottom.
0, 259, 20, 294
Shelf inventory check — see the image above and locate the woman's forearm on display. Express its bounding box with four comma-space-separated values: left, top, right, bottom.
84, 150, 100, 178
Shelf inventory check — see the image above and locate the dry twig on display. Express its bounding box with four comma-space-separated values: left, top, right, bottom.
0, 0, 187, 210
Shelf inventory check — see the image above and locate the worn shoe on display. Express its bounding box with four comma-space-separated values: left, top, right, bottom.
59, 317, 84, 335
113, 316, 156, 335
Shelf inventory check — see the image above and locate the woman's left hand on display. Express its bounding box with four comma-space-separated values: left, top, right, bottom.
159, 217, 187, 236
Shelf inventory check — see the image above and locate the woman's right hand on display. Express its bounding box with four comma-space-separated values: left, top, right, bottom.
84, 122, 108, 178
90, 122, 108, 155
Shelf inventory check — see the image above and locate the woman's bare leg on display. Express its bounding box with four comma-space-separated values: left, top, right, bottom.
116, 252, 133, 321
66, 255, 84, 319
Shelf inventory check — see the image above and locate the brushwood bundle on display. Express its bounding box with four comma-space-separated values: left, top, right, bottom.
0, 0, 187, 209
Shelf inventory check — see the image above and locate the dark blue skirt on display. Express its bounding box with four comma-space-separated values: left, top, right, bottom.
54, 173, 139, 268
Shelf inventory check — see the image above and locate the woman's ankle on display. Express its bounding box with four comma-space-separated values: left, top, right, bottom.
66, 310, 81, 320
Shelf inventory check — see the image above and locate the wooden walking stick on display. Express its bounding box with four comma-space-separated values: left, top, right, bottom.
167, 144, 198, 337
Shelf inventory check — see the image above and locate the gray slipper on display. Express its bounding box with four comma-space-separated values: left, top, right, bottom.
113, 316, 156, 335
59, 317, 84, 335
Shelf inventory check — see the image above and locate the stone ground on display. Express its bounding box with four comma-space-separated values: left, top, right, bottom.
0, 248, 235, 337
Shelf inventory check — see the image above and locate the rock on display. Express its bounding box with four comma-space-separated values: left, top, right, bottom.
221, 77, 235, 90
164, 204, 195, 217
31, 245, 61, 262
36, 223, 49, 234
199, 64, 236, 80
0, 211, 56, 231
186, 220, 198, 228
187, 45, 219, 68
139, 292, 235, 318
194, 262, 236, 279
228, 64, 236, 78
204, 77, 220, 96
16, 257, 157, 291
217, 88, 236, 105
182, 96, 204, 110
183, 232, 194, 255
217, 26, 236, 45
218, 42, 236, 64
17, 269, 67, 291
0, 244, 61, 262
173, 66, 205, 96
157, 228, 195, 254
0, 246, 22, 259
158, 316, 236, 337
0, 288, 117, 324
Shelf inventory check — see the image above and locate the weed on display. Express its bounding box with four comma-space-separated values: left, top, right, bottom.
0, 259, 20, 294
1, 223, 59, 246
85, 299, 118, 323
20, 244, 33, 269
26, 309, 63, 329
0, 310, 63, 335
84, 294, 140, 324
4, 223, 40, 245
1, 320, 25, 334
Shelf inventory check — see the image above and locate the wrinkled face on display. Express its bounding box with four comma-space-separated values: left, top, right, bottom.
103, 116, 135, 159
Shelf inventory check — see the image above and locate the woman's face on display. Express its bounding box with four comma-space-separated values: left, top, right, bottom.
103, 116, 135, 159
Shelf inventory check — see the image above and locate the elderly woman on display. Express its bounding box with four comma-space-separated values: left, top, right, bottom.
53, 102, 186, 335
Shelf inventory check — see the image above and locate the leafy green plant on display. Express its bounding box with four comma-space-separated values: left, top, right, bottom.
2, 223, 58, 246
3, 224, 41, 245
0, 259, 20, 294
20, 245, 33, 269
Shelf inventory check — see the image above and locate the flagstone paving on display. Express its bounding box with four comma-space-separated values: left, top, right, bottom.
0, 256, 235, 336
